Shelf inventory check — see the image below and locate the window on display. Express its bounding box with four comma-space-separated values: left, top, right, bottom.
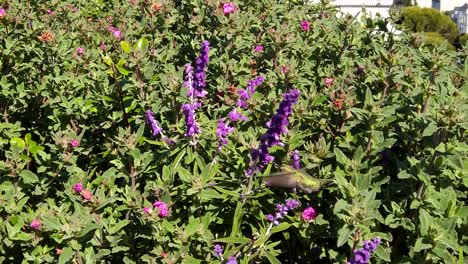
461, 26, 465, 33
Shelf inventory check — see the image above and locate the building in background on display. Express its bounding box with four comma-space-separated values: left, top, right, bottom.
332, 0, 395, 18
416, 0, 467, 12
450, 4, 468, 34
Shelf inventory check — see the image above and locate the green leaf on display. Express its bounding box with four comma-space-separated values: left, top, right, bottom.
20, 170, 39, 184
270, 222, 291, 234
422, 122, 438, 137
108, 220, 130, 235
213, 237, 251, 244
120, 41, 132, 53
135, 37, 149, 52
10, 138, 25, 151
414, 237, 433, 252
58, 247, 74, 264
42, 216, 62, 230
337, 224, 353, 247
230, 202, 243, 238
334, 148, 348, 166
419, 209, 430, 236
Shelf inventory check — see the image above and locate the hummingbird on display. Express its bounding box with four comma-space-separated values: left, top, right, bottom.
263, 165, 334, 193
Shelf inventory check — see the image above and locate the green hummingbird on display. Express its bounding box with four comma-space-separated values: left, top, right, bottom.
263, 165, 334, 193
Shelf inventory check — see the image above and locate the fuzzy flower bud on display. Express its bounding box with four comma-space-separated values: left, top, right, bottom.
153, 201, 168, 218
302, 206, 317, 221
223, 2, 237, 15
30, 219, 41, 230
70, 139, 80, 148
73, 183, 83, 193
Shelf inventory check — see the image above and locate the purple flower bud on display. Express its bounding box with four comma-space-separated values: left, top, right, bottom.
193, 41, 210, 98
73, 183, 83, 193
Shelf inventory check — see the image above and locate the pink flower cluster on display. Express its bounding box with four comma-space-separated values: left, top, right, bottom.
223, 2, 237, 15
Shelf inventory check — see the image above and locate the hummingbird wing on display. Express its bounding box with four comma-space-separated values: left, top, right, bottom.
263, 170, 298, 189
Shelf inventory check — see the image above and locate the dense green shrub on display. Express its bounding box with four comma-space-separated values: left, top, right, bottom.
420, 32, 456, 50
460, 34, 468, 47
400, 6, 460, 43
0, 0, 467, 263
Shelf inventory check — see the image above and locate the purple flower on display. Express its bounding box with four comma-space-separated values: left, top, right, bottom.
266, 199, 300, 226
216, 119, 234, 151
302, 206, 317, 221
254, 45, 263, 52
266, 214, 279, 225
0, 8, 6, 18
301, 20, 310, 31
348, 238, 382, 264
30, 219, 41, 230
247, 89, 300, 175
73, 183, 83, 193
193, 40, 210, 98
145, 109, 163, 137
213, 244, 223, 257
226, 256, 237, 264
285, 199, 300, 210
181, 102, 201, 137
236, 76, 265, 109
292, 150, 300, 169
228, 109, 247, 122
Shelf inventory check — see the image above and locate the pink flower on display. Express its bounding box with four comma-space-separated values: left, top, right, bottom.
281, 65, 288, 75
100, 41, 106, 51
47, 9, 55, 15
76, 47, 84, 56
30, 219, 41, 230
0, 8, 5, 18
301, 20, 310, 31
143, 207, 152, 214
73, 183, 83, 193
223, 2, 237, 15
153, 201, 168, 218
113, 30, 122, 39
70, 139, 80, 147
108, 26, 122, 39
254, 45, 263, 52
324, 77, 334, 87
302, 206, 317, 221
80, 189, 93, 201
